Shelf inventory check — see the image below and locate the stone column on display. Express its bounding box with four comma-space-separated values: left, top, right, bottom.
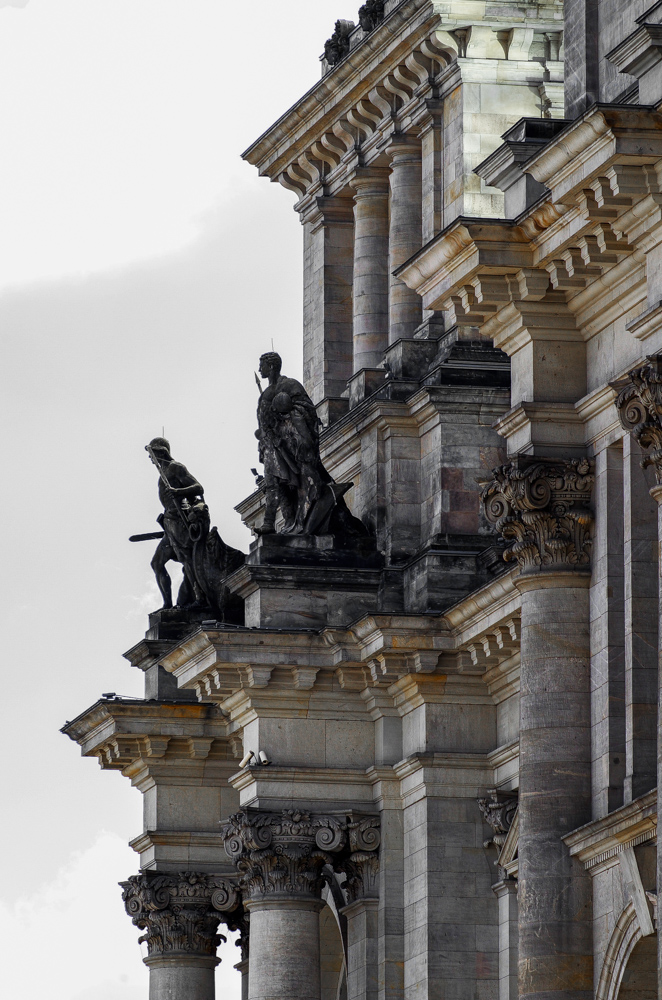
349, 168, 390, 372
481, 458, 595, 1000
121, 871, 240, 1000
613, 356, 662, 999
221, 809, 364, 1000
387, 135, 422, 343
301, 196, 354, 403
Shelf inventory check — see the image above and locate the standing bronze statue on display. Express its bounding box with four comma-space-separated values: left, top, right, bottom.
146, 437, 205, 609
255, 352, 367, 538
132, 438, 244, 620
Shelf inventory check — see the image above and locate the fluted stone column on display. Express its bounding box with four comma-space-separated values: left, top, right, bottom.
481, 459, 595, 1000
121, 871, 240, 1000
613, 356, 662, 1000
349, 168, 390, 372
386, 135, 422, 343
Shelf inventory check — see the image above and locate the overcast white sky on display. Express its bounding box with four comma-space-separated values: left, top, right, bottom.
0, 2, 359, 996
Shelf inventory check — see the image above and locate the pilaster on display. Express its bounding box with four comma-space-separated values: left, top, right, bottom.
301, 195, 355, 404
480, 457, 595, 1000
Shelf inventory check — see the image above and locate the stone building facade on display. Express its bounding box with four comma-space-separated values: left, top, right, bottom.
63, 2, 662, 999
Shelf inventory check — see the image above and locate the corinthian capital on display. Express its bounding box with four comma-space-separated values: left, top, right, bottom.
613, 357, 662, 485
120, 871, 239, 959
480, 458, 594, 575
221, 809, 348, 903
336, 817, 381, 903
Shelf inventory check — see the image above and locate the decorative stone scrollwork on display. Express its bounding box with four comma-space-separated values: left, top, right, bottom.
324, 19, 355, 66
120, 872, 239, 959
478, 790, 518, 850
612, 357, 662, 484
336, 817, 381, 902
359, 0, 385, 32
221, 809, 347, 901
221, 810, 381, 906
480, 458, 594, 574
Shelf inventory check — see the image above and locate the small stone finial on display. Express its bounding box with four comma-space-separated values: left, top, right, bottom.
479, 458, 594, 575
120, 872, 239, 959
612, 356, 662, 486
221, 809, 347, 901
358, 0, 385, 32
323, 19, 355, 66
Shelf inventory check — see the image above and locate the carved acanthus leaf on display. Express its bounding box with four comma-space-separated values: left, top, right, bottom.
221, 810, 381, 905
480, 458, 594, 574
613, 357, 662, 484
120, 872, 239, 958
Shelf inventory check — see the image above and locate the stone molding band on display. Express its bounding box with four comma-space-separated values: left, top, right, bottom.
480, 457, 595, 574
120, 871, 240, 961
220, 809, 381, 906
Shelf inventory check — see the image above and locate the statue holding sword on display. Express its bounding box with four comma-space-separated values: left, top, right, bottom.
141, 437, 206, 610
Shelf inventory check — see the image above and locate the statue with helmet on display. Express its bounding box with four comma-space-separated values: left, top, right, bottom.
132, 437, 244, 621
255, 352, 367, 538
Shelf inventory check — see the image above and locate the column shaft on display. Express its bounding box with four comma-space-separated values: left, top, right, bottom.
420, 104, 443, 244
302, 197, 354, 403
518, 580, 593, 1000
590, 442, 625, 817
350, 169, 390, 372
146, 956, 216, 1000
388, 138, 422, 343
623, 434, 659, 800
247, 899, 323, 1000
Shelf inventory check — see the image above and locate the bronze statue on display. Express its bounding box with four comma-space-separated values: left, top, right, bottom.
134, 438, 244, 620
255, 352, 367, 538
146, 437, 205, 609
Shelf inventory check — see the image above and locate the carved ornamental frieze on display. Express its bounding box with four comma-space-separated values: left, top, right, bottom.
221, 809, 381, 906
613, 356, 662, 485
120, 872, 239, 959
480, 458, 594, 574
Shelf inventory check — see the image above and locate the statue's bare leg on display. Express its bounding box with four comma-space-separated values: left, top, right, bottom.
151, 538, 175, 609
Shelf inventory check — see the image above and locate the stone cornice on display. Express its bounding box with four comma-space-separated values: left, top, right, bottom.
244, 0, 562, 202
563, 790, 657, 869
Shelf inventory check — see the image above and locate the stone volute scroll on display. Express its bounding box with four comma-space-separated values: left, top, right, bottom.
335, 816, 381, 903
254, 352, 368, 540
479, 457, 595, 575
120, 871, 240, 962
613, 355, 662, 495
221, 809, 347, 902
